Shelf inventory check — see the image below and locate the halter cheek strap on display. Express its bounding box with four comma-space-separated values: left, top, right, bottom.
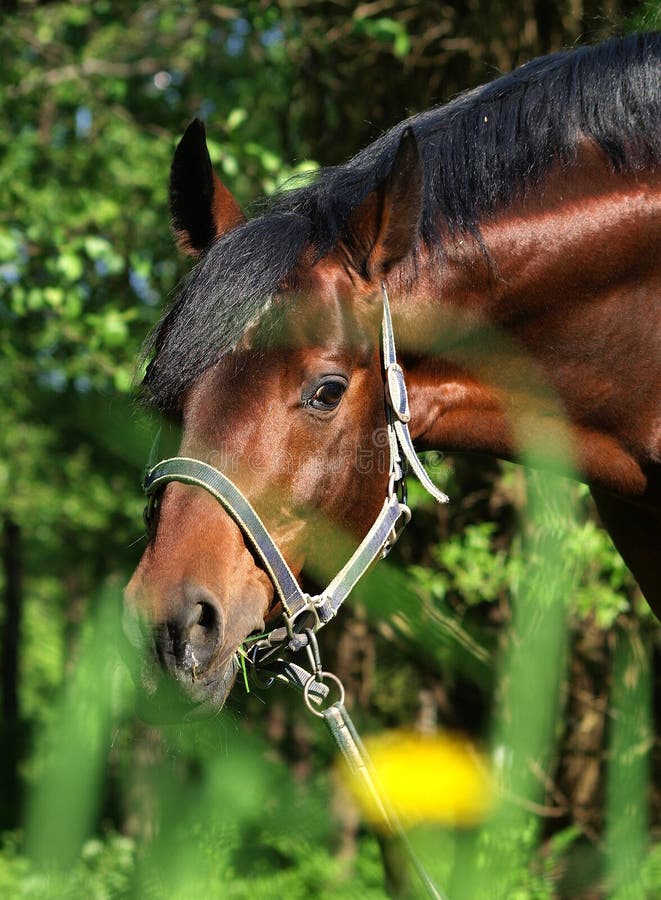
142, 284, 448, 658
381, 285, 449, 505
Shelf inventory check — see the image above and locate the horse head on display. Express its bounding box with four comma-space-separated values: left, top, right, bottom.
125, 122, 425, 711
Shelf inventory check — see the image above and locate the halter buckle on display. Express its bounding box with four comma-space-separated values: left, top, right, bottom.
385, 363, 411, 423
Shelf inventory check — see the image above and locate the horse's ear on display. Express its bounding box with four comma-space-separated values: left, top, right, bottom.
169, 119, 246, 256
343, 126, 423, 278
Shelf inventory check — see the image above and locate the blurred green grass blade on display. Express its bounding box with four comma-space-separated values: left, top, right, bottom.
24, 586, 132, 871
451, 471, 575, 899
605, 622, 651, 898
129, 721, 334, 898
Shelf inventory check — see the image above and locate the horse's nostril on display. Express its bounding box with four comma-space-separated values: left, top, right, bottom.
157, 592, 223, 677
189, 601, 219, 654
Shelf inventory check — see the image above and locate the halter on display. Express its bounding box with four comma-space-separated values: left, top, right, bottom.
143, 284, 448, 663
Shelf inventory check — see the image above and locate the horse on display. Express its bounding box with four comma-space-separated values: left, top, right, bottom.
125, 33, 661, 712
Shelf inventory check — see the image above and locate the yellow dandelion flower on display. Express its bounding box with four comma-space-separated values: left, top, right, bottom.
340, 730, 493, 828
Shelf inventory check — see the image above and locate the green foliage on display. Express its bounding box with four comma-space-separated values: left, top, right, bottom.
0, 0, 313, 727
0, 545, 657, 899
352, 16, 411, 59
406, 461, 636, 627
0, 831, 135, 900
1, 2, 657, 898
428, 521, 517, 605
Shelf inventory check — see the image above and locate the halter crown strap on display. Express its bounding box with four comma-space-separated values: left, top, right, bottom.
143, 283, 448, 655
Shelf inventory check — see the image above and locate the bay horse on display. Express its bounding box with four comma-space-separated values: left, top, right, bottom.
126, 33, 660, 712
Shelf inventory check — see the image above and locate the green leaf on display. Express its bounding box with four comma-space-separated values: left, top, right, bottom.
226, 108, 248, 131
113, 367, 132, 392
220, 154, 239, 177
0, 228, 20, 262
56, 251, 84, 282
394, 30, 410, 58
84, 235, 112, 260
100, 311, 128, 346
43, 287, 65, 310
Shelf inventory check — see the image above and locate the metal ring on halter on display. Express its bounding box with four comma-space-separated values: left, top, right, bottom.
285, 604, 320, 639
303, 670, 345, 717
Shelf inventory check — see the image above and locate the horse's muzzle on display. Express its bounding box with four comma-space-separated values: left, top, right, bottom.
122, 582, 242, 719
152, 584, 224, 681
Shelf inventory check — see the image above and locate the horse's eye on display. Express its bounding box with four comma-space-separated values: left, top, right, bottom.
307, 379, 347, 411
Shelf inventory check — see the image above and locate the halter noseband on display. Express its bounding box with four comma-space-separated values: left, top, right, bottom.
142, 284, 448, 662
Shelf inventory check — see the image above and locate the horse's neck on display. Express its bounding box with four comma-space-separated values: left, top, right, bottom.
397, 147, 661, 498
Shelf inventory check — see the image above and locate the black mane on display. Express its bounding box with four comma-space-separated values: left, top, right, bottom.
144, 32, 660, 412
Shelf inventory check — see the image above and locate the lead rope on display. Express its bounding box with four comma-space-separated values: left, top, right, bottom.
322, 704, 446, 900
259, 630, 446, 900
